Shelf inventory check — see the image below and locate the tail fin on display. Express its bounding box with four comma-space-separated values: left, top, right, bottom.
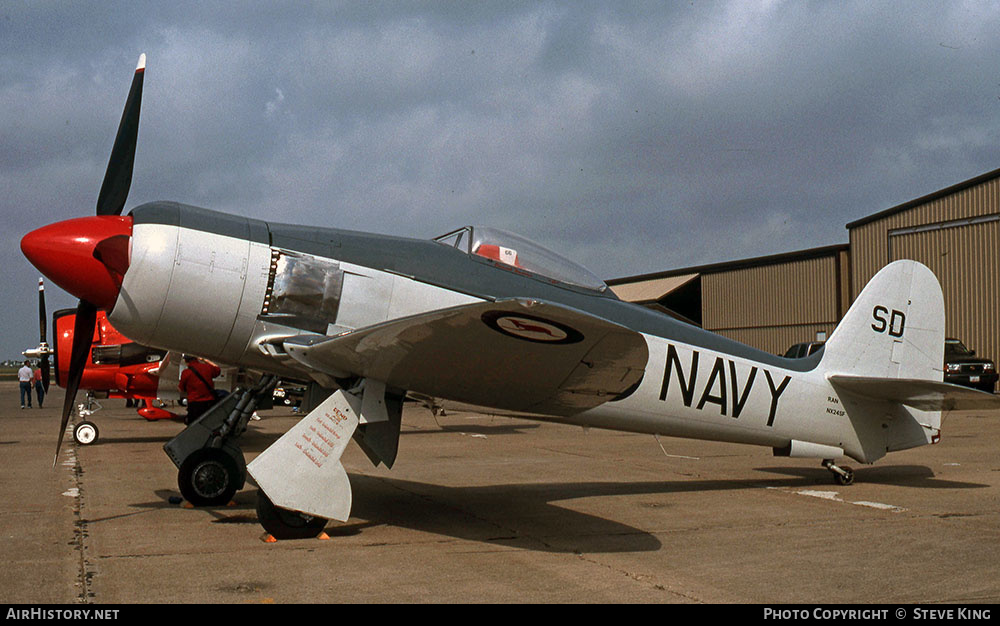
819, 260, 999, 462
821, 260, 944, 381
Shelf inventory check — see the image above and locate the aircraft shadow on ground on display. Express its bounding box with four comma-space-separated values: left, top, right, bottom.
101, 438, 987, 553
757, 464, 987, 489
343, 465, 987, 553
115, 463, 986, 553
317, 466, 986, 552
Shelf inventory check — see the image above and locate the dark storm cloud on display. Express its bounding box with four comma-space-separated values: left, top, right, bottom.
4, 1, 1000, 357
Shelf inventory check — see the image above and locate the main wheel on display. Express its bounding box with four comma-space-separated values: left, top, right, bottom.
178, 448, 241, 506
256, 490, 327, 540
73, 421, 99, 445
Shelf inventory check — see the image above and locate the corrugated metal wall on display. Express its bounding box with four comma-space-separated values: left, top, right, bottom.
849, 172, 1000, 363
702, 252, 845, 355
611, 171, 998, 362
850, 174, 1000, 290
890, 219, 999, 363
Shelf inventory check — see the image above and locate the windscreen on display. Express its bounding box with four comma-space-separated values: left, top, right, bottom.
435, 226, 607, 292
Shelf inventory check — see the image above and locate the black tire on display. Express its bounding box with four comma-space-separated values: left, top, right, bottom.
73, 421, 99, 445
834, 466, 855, 486
177, 448, 241, 506
256, 490, 327, 540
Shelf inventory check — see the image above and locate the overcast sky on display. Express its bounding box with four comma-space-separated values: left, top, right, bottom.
3, 1, 1000, 360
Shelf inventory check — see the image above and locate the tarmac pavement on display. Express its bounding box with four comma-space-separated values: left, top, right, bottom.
1, 380, 998, 605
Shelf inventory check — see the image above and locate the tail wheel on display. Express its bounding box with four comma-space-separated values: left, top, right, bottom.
256, 490, 327, 540
834, 466, 855, 486
178, 448, 240, 506
73, 421, 99, 445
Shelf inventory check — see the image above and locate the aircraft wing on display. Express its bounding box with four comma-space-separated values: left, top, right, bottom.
282, 298, 648, 416
828, 375, 1000, 412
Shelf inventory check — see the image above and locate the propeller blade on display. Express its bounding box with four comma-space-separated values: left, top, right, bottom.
38, 278, 46, 343
40, 355, 50, 394
54, 300, 97, 465
95, 53, 145, 217
38, 278, 50, 392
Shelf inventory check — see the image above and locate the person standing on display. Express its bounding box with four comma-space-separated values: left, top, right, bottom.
178, 355, 222, 425
33, 366, 45, 408
18, 361, 33, 409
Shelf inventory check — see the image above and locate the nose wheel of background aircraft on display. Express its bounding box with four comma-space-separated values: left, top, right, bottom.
823, 459, 854, 486
178, 448, 242, 506
73, 421, 99, 445
256, 490, 328, 540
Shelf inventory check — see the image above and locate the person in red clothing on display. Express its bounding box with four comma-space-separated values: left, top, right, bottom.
178, 355, 222, 425
33, 366, 45, 408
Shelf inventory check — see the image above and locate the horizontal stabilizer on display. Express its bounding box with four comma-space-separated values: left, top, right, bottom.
829, 375, 1000, 412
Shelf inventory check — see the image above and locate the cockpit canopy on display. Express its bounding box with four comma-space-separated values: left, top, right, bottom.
433, 226, 607, 292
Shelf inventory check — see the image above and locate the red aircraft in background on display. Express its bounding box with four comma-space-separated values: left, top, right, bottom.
25, 280, 183, 445
54, 307, 181, 412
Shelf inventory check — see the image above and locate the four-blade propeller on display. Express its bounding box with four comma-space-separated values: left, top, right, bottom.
22, 54, 145, 464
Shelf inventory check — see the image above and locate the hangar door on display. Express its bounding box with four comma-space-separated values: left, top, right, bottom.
889, 215, 999, 363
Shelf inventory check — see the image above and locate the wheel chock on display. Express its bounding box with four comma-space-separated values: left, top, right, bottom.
259, 531, 330, 542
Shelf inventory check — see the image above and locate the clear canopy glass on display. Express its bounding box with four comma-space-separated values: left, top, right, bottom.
434, 226, 607, 292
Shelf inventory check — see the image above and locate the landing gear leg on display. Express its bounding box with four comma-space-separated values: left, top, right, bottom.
164, 375, 277, 505
823, 459, 854, 486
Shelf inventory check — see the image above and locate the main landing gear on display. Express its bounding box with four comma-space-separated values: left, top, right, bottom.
177, 447, 242, 506
823, 459, 855, 486
164, 375, 277, 507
